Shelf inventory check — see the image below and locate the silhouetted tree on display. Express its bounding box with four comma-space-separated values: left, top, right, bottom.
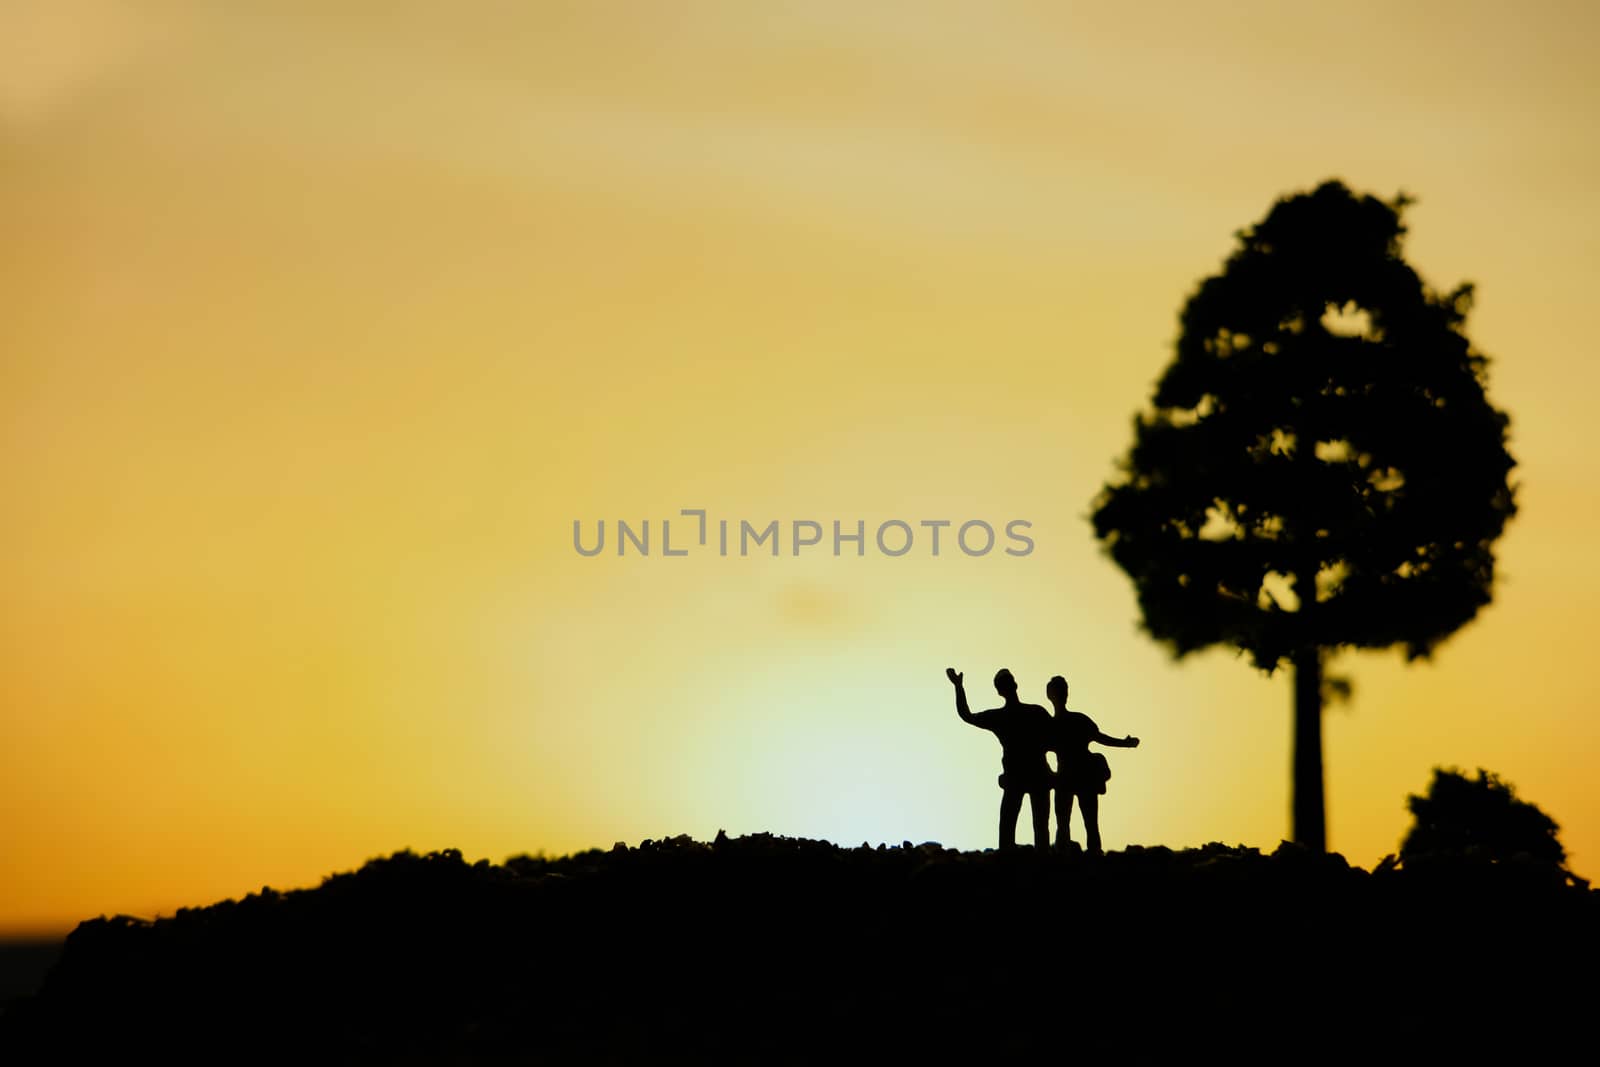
1091, 180, 1516, 850
1402, 767, 1567, 872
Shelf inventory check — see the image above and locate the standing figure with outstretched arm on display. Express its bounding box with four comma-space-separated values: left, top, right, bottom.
1046, 675, 1140, 856
947, 667, 1053, 850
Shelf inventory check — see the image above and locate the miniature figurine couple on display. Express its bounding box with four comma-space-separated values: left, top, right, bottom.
946, 666, 1141, 854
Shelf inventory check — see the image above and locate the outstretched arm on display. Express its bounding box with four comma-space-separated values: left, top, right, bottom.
1093, 729, 1139, 748
947, 668, 979, 725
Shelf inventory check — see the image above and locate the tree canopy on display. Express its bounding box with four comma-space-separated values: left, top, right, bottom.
1091, 179, 1517, 670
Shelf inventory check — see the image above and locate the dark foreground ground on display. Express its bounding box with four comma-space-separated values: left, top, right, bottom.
0, 941, 62, 1006
3, 835, 1595, 1063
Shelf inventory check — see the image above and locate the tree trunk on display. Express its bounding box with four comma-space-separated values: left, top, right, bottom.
1291, 645, 1326, 851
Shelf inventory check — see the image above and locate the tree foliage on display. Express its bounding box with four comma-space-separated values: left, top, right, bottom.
1091, 180, 1517, 670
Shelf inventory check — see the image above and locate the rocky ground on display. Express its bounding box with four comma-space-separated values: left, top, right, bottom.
3, 834, 1594, 1063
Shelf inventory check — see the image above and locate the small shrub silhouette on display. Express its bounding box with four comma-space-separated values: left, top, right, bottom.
1401, 767, 1577, 884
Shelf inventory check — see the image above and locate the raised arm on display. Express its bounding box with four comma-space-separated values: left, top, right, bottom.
946, 668, 979, 725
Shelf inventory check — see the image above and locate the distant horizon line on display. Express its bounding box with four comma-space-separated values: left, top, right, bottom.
0, 830, 1442, 940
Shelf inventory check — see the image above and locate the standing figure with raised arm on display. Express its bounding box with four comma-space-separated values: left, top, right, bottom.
1046, 675, 1140, 856
947, 667, 1053, 850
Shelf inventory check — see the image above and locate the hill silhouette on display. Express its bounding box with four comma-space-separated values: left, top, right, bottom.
3, 834, 1594, 1062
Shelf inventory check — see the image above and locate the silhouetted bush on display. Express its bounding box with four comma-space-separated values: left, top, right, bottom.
1400, 767, 1583, 888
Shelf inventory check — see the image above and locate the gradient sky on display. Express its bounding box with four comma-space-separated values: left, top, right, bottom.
4, 0, 1598, 934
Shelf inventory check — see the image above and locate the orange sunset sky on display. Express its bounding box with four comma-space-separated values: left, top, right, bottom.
4, 1, 1598, 934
